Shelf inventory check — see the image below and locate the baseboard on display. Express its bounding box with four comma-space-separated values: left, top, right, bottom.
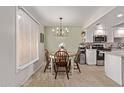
19, 64, 42, 87
19, 73, 32, 87
32, 64, 42, 75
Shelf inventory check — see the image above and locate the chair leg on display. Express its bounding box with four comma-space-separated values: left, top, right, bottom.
68, 61, 71, 72
53, 63, 57, 73
55, 66, 58, 79
65, 67, 69, 79
76, 62, 81, 73
44, 62, 49, 72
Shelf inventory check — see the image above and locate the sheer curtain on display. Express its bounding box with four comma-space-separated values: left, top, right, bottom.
16, 8, 39, 69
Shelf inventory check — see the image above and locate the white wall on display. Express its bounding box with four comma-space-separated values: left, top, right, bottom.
24, 6, 45, 72
33, 25, 44, 72
0, 6, 44, 86
44, 26, 82, 53
105, 53, 122, 85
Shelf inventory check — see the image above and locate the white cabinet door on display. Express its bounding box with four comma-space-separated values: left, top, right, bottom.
114, 28, 124, 38
105, 53, 122, 85
86, 49, 96, 65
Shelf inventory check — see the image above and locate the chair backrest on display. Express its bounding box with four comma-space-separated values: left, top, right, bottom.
45, 49, 49, 62
54, 51, 69, 63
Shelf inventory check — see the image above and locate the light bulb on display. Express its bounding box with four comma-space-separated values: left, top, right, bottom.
66, 30, 69, 32
52, 29, 55, 32
65, 27, 68, 30
56, 27, 59, 30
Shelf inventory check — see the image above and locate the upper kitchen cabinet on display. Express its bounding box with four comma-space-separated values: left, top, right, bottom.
86, 17, 108, 42
113, 27, 124, 37
113, 22, 124, 38
85, 26, 94, 42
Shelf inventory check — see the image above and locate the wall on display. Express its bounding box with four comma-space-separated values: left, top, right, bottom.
33, 25, 44, 73
24, 6, 45, 73
44, 26, 82, 53
0, 6, 44, 86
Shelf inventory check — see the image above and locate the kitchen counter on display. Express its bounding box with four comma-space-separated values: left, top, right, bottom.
105, 50, 124, 57
105, 50, 124, 86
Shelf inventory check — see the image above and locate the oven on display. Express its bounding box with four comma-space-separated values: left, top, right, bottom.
92, 44, 104, 66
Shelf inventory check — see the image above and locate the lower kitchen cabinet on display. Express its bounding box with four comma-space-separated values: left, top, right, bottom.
86, 49, 96, 65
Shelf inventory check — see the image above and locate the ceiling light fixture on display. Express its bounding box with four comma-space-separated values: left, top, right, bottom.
51, 17, 69, 37
117, 14, 123, 18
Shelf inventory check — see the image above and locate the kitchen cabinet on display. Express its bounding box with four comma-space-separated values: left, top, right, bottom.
114, 30, 124, 38
86, 49, 96, 65
105, 51, 124, 86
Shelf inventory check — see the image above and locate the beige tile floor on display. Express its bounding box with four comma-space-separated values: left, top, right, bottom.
23, 64, 120, 87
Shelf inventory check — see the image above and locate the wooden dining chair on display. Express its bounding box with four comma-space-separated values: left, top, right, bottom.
54, 51, 70, 79
44, 49, 51, 72
73, 50, 81, 73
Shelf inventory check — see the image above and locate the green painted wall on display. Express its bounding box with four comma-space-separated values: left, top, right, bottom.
44, 26, 83, 53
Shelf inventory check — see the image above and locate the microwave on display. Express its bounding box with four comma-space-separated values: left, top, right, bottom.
93, 35, 107, 43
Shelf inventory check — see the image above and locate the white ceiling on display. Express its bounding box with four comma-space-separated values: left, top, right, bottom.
30, 6, 116, 27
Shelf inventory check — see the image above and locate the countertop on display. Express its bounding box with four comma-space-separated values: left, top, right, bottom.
86, 48, 124, 57
86, 49, 97, 50
104, 50, 124, 57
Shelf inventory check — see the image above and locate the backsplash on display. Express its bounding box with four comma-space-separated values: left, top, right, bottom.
84, 42, 124, 50
114, 38, 124, 43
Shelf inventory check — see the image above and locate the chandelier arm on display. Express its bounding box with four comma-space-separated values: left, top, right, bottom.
52, 17, 69, 37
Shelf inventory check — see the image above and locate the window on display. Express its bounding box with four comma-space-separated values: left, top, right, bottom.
16, 7, 39, 70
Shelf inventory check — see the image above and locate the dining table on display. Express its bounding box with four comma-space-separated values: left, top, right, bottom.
49, 52, 76, 75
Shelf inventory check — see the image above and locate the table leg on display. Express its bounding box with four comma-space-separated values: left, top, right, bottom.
70, 56, 74, 75
50, 58, 53, 74
71, 59, 74, 74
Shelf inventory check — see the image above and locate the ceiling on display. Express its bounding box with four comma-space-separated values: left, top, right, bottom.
29, 6, 116, 27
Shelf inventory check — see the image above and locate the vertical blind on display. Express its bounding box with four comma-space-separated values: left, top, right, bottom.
16, 7, 39, 69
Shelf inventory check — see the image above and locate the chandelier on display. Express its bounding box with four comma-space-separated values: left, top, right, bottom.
52, 17, 69, 37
